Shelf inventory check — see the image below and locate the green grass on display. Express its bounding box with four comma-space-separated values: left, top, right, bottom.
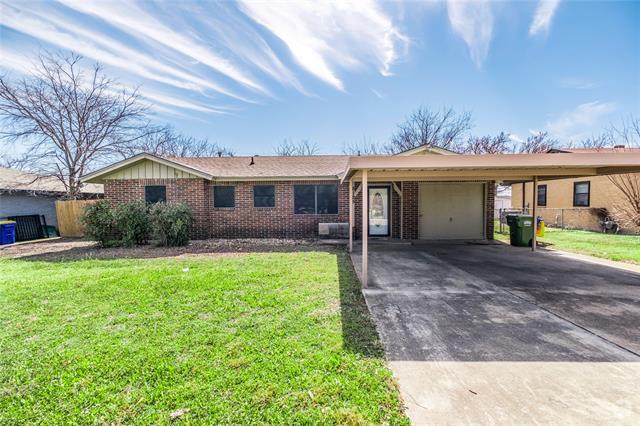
495, 221, 640, 264
0, 252, 407, 424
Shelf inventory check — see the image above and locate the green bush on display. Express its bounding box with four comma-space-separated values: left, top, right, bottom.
150, 202, 193, 247
114, 201, 151, 247
81, 201, 117, 247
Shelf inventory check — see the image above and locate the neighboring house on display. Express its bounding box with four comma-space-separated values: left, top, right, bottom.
81, 149, 640, 242
495, 185, 512, 211
511, 147, 640, 232
0, 167, 103, 227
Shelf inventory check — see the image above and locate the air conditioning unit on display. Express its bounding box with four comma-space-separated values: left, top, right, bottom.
318, 222, 349, 239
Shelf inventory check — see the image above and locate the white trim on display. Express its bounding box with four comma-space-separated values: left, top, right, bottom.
81, 153, 214, 183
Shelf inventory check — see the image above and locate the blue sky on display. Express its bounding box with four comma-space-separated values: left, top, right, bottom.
1, 0, 638, 155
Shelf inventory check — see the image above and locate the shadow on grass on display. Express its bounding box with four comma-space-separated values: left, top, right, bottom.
336, 252, 385, 358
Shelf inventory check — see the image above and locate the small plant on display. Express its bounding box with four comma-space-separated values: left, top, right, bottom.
82, 201, 117, 247
150, 202, 193, 247
114, 201, 151, 247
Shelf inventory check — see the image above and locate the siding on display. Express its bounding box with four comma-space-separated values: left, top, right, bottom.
103, 159, 199, 180
0, 193, 58, 226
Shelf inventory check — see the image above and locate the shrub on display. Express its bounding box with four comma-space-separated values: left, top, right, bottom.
82, 201, 117, 247
114, 201, 151, 247
150, 202, 193, 247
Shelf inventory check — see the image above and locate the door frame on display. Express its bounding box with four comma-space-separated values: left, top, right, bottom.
367, 185, 391, 237
417, 182, 486, 240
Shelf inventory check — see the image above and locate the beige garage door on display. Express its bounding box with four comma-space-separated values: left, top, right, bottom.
419, 183, 485, 239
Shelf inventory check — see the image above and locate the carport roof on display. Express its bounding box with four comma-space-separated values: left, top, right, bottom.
341, 152, 640, 183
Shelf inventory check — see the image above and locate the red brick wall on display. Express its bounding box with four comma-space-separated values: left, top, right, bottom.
103, 178, 209, 238
486, 181, 495, 240
207, 180, 348, 238
104, 178, 495, 240
104, 178, 348, 239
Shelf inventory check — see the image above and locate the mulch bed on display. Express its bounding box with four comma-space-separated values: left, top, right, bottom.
0, 238, 345, 262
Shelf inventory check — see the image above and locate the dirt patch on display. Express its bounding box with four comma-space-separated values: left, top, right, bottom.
0, 238, 345, 262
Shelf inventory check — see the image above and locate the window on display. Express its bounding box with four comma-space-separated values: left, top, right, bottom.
294, 184, 338, 214
254, 185, 275, 207
145, 185, 166, 204
213, 186, 235, 208
537, 184, 547, 207
573, 181, 590, 207
294, 185, 315, 214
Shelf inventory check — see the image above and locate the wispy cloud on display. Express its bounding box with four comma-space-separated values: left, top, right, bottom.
58, 0, 267, 94
237, 0, 408, 90
546, 101, 617, 141
446, 0, 493, 68
558, 77, 597, 90
508, 133, 524, 144
370, 88, 385, 99
529, 0, 561, 36
1, 3, 249, 100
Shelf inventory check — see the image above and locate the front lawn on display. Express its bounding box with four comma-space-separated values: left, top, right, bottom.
495, 222, 640, 264
0, 251, 407, 424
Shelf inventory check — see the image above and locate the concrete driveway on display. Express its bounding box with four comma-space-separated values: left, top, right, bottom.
351, 242, 640, 424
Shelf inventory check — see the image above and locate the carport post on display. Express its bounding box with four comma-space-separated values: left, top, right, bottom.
532, 176, 538, 252
348, 178, 353, 253
362, 169, 368, 288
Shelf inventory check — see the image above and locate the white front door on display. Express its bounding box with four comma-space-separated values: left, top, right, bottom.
419, 183, 485, 239
369, 186, 390, 236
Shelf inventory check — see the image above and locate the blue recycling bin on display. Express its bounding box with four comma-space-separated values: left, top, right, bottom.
0, 220, 16, 245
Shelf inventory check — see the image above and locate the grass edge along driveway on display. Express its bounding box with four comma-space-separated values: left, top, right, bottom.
494, 223, 640, 264
0, 251, 408, 424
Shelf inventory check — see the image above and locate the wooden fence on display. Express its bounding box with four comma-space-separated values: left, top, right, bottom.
55, 200, 97, 237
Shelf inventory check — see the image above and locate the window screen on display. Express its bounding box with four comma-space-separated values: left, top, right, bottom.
294, 185, 315, 214
537, 185, 547, 207
573, 182, 590, 207
145, 185, 166, 204
254, 185, 275, 207
294, 184, 338, 214
213, 186, 235, 208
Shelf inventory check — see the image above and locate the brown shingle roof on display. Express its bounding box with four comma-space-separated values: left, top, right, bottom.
548, 147, 640, 154
0, 167, 103, 194
168, 155, 350, 180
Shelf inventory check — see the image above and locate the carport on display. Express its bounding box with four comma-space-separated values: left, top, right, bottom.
341, 152, 640, 287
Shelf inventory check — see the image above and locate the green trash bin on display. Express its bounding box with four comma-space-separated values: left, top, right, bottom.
506, 214, 534, 247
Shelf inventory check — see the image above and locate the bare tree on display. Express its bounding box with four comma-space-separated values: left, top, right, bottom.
0, 52, 149, 198
125, 125, 234, 158
342, 137, 383, 155
385, 106, 473, 153
462, 132, 513, 154
606, 116, 640, 229
274, 138, 318, 156
518, 131, 559, 153
579, 132, 612, 150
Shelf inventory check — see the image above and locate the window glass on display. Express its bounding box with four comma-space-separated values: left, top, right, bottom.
294, 185, 315, 214
317, 184, 338, 214
537, 185, 547, 207
145, 185, 166, 204
254, 185, 275, 207
574, 182, 590, 207
213, 186, 235, 208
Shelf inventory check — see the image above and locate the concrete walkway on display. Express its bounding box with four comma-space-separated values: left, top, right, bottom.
351, 242, 640, 424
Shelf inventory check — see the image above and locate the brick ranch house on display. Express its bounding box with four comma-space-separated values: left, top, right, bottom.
82, 148, 640, 246
82, 146, 499, 242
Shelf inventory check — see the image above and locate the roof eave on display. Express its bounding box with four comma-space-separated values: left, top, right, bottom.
81, 153, 215, 183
